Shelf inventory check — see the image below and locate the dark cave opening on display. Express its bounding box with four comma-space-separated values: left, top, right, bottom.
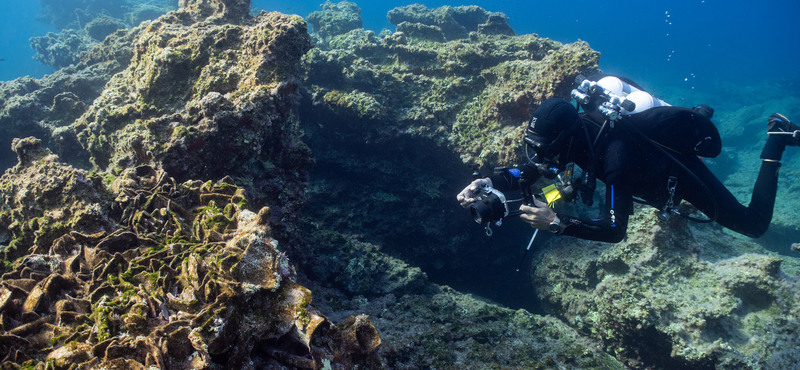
298, 97, 544, 314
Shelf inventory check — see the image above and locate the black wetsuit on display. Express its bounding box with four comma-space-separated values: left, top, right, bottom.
489, 115, 781, 242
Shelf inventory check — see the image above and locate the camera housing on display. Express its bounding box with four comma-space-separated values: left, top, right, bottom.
469, 187, 510, 224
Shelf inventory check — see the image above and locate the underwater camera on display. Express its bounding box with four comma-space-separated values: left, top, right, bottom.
469, 187, 511, 224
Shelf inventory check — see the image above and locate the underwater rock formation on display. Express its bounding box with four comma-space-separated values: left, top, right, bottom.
303, 2, 597, 167
531, 205, 800, 369
306, 0, 364, 44
299, 0, 598, 299
4, 0, 797, 369
29, 30, 95, 70
387, 4, 515, 41
0, 144, 381, 368
30, 0, 174, 72
0, 138, 113, 266
54, 0, 315, 239
0, 27, 143, 171
309, 282, 629, 369
1, 0, 383, 368
84, 16, 129, 41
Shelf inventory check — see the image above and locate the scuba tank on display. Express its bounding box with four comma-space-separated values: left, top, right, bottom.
596, 76, 671, 115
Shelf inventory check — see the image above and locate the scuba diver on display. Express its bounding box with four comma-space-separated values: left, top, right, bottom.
457, 75, 799, 243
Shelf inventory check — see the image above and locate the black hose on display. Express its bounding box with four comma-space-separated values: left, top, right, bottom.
623, 121, 719, 223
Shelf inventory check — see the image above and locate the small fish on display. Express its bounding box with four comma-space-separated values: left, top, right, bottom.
0, 59, 5, 62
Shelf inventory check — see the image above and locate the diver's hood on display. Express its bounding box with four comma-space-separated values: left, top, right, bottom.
526, 98, 581, 146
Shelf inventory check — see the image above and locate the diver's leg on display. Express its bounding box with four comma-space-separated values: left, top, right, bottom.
679, 113, 795, 237
745, 160, 781, 236
676, 157, 772, 237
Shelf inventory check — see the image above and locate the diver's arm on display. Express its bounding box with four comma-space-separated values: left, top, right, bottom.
556, 183, 632, 243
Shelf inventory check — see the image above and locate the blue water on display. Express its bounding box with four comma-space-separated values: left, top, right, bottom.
3, 0, 799, 93
0, 0, 57, 81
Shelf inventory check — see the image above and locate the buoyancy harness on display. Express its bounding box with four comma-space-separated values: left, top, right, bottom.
569, 74, 719, 223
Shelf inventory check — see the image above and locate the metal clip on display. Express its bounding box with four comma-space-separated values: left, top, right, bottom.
663, 176, 678, 217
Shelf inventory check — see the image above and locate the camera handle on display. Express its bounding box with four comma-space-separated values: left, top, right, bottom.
515, 174, 538, 271
516, 229, 539, 272
519, 174, 534, 206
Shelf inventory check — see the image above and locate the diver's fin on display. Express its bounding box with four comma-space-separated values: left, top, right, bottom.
768, 113, 800, 147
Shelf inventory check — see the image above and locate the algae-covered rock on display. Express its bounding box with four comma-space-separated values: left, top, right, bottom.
307, 0, 364, 43
531, 206, 800, 369
0, 156, 381, 368
0, 137, 112, 268
69, 4, 312, 239
29, 30, 94, 70
0, 26, 144, 171
310, 283, 628, 370
300, 228, 428, 297
30, 0, 174, 73
37, 0, 174, 31
299, 1, 599, 291
304, 2, 597, 167
387, 4, 514, 41
85, 16, 128, 41
1, 0, 382, 368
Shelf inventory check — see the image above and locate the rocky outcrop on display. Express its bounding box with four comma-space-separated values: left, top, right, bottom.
1, 0, 382, 368
298, 1, 598, 296
303, 2, 595, 167
531, 206, 800, 369
54, 0, 314, 239
387, 4, 514, 41
310, 283, 629, 370
0, 142, 380, 368
29, 30, 94, 70
30, 0, 174, 71
4, 0, 796, 369
1, 23, 146, 172
0, 138, 113, 265
306, 0, 364, 44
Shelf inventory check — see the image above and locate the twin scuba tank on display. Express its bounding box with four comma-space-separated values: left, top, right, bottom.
571, 74, 721, 158
571, 75, 670, 121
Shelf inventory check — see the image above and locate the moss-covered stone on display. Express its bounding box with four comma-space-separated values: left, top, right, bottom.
531, 206, 800, 369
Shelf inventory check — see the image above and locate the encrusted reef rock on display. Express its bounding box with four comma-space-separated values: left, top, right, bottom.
1, 26, 144, 171
0, 149, 381, 369
0, 137, 113, 267
1, 0, 383, 368
29, 30, 95, 70
304, 2, 595, 166
387, 4, 515, 41
531, 206, 800, 369
311, 283, 629, 369
65, 0, 313, 239
178, 0, 250, 22
299, 1, 598, 292
307, 1, 364, 44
